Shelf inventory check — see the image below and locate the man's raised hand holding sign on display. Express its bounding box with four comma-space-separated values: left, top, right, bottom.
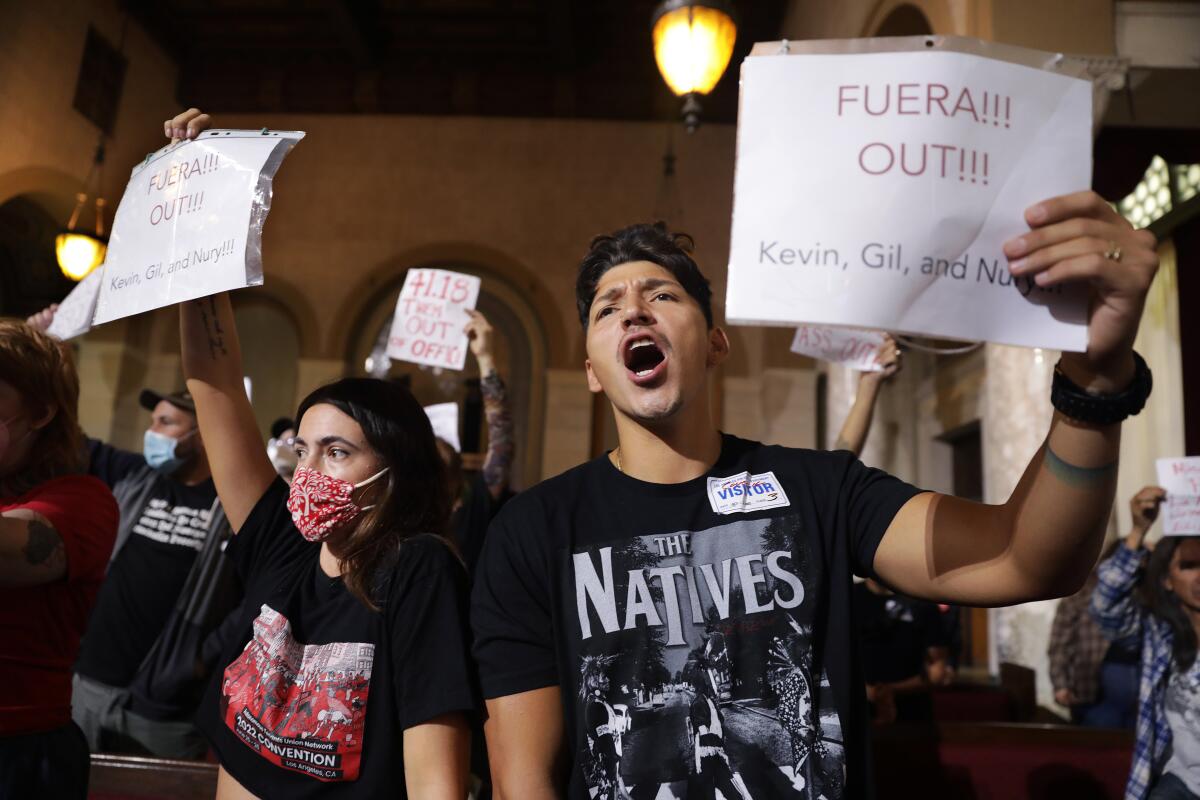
875, 189, 1157, 603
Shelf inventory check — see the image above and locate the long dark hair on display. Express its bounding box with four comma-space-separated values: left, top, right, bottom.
1146, 537, 1199, 671
296, 377, 452, 610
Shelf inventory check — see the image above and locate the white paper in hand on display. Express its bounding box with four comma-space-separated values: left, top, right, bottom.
727, 41, 1092, 351
1156, 457, 1200, 536
424, 403, 460, 453
46, 269, 104, 340
386, 269, 481, 371
790, 325, 886, 371
93, 129, 304, 325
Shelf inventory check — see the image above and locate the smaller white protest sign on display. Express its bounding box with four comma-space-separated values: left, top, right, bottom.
791, 325, 886, 371
1156, 457, 1200, 536
425, 403, 460, 452
46, 269, 104, 340
93, 129, 304, 325
386, 269, 481, 371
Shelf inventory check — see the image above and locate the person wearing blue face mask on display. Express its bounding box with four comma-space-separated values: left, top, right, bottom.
65, 387, 224, 758
24, 311, 229, 762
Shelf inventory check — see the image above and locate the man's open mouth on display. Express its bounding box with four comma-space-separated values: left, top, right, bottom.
623, 336, 667, 380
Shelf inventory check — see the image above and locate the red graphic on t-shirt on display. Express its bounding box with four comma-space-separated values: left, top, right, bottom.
221, 605, 374, 782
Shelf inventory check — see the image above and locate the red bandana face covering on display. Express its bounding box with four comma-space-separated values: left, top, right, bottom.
286, 465, 388, 542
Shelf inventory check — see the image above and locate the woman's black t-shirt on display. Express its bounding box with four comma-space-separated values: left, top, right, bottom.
196, 478, 476, 799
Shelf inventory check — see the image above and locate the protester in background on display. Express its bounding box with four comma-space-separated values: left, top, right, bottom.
833, 334, 902, 456
28, 307, 227, 757
1093, 486, 1200, 800
1050, 496, 1148, 730
267, 416, 298, 483
0, 321, 118, 799
74, 388, 222, 757
170, 107, 475, 797
440, 309, 514, 574
854, 577, 951, 722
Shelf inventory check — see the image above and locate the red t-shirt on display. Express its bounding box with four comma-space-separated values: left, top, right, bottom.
0, 474, 118, 733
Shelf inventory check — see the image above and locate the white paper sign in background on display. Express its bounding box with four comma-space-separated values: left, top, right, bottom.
790, 325, 886, 371
424, 403, 460, 453
1156, 457, 1200, 536
727, 46, 1092, 351
46, 268, 104, 340
387, 269, 481, 371
93, 129, 304, 325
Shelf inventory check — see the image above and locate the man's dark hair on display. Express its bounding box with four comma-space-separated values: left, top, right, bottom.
575, 222, 713, 330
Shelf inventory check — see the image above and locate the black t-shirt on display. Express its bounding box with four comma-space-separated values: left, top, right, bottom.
196, 479, 476, 799
450, 473, 496, 575
852, 584, 947, 685
471, 434, 922, 799
77, 442, 218, 686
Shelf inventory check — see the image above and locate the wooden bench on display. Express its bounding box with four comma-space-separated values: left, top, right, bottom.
873, 721, 1134, 799
89, 753, 218, 800
88, 720, 1134, 799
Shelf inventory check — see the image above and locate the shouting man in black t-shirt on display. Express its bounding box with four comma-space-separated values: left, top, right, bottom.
472, 195, 1159, 799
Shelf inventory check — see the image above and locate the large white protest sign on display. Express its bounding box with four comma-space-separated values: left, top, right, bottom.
726, 37, 1092, 351
424, 403, 460, 453
791, 325, 886, 371
1156, 457, 1200, 536
386, 269, 481, 371
93, 129, 304, 325
46, 268, 104, 340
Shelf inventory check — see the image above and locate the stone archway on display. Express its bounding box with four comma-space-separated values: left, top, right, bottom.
340, 257, 549, 489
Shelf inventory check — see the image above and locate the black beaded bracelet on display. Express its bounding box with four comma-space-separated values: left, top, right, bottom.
1050, 351, 1153, 426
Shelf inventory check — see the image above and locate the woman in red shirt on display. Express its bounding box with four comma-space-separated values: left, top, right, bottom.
0, 320, 119, 798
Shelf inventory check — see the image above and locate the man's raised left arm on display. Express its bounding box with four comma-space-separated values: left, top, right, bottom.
874, 191, 1158, 606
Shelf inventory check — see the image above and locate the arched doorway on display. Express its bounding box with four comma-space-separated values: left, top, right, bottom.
347, 263, 547, 489
873, 4, 935, 37
0, 195, 77, 317
232, 298, 302, 437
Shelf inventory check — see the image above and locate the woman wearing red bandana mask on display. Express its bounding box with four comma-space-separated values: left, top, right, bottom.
171, 110, 474, 800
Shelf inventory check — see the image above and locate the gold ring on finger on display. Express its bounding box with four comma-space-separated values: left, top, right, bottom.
1104, 241, 1122, 262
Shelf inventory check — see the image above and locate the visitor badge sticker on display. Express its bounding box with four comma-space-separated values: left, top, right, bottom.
707, 471, 791, 515
726, 37, 1092, 351
93, 129, 304, 325
1156, 457, 1200, 536
386, 268, 481, 371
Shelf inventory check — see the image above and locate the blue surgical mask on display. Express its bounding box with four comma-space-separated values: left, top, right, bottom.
144, 429, 189, 474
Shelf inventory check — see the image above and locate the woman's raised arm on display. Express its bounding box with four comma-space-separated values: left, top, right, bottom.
181, 293, 276, 531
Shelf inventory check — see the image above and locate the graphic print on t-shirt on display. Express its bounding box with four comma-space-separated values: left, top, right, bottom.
221, 605, 374, 782
132, 497, 212, 551
570, 514, 843, 799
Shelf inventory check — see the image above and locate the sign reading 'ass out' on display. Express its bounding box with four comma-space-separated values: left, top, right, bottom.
726, 37, 1093, 351
386, 268, 481, 371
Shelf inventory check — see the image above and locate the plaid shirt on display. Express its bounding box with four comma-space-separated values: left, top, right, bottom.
1090, 544, 1173, 800
1048, 574, 1111, 703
